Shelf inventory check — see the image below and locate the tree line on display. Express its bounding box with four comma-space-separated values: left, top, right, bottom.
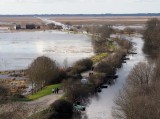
113, 18, 160, 119
143, 18, 160, 56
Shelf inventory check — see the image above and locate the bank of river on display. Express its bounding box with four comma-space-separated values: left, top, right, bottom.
84, 34, 146, 119
0, 30, 94, 71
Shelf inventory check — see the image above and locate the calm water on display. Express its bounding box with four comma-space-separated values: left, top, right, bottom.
113, 25, 144, 30
85, 35, 146, 119
0, 30, 94, 71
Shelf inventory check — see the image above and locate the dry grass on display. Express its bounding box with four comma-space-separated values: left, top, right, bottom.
49, 16, 160, 25
1, 16, 160, 26
0, 17, 43, 25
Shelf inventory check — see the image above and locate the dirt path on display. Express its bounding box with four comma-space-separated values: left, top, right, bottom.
25, 90, 64, 116
0, 90, 64, 118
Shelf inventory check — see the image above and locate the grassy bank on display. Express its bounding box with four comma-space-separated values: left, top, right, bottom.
28, 83, 62, 100
91, 53, 108, 64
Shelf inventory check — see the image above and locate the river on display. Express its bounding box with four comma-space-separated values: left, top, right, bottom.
84, 34, 146, 119
0, 30, 94, 71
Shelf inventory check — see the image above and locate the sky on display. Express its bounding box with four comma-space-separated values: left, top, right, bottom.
0, 0, 160, 15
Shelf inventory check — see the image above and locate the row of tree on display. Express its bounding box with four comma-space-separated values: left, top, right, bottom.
91, 25, 113, 53
113, 60, 160, 119
113, 18, 160, 119
143, 18, 160, 56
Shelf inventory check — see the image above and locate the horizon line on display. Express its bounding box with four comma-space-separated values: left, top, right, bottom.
0, 13, 160, 16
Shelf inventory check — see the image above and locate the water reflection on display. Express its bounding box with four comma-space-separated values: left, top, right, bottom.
0, 30, 94, 71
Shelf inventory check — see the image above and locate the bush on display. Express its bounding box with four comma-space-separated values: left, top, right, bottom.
94, 61, 114, 75
117, 38, 133, 51
71, 58, 93, 74
28, 100, 72, 119
62, 79, 90, 102
91, 25, 113, 53
89, 73, 106, 88
0, 85, 9, 103
123, 27, 135, 35
49, 99, 73, 118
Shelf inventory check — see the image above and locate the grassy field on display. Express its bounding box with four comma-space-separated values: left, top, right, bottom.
28, 83, 62, 100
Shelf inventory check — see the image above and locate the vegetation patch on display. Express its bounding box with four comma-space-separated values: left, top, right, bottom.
71, 58, 93, 74
91, 53, 108, 64
28, 84, 62, 100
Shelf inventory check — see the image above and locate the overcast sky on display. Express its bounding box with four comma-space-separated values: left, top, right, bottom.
0, 0, 160, 15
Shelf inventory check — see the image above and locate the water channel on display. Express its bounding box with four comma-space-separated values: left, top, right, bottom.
84, 34, 146, 119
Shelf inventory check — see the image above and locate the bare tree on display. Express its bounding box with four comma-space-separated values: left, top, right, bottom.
27, 56, 59, 93
112, 62, 160, 119
62, 79, 90, 103
143, 18, 160, 55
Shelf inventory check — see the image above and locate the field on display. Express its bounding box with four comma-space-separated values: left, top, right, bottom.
0, 16, 160, 26
49, 16, 160, 25
0, 16, 43, 25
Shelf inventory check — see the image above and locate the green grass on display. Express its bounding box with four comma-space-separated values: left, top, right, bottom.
91, 53, 108, 64
28, 83, 62, 100
0, 71, 8, 75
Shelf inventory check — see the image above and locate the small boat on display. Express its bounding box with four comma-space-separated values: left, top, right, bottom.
121, 57, 130, 60
122, 61, 126, 63
73, 104, 85, 111
97, 87, 102, 92
113, 75, 118, 79
101, 85, 108, 88
128, 52, 137, 54
108, 81, 111, 85
106, 75, 118, 79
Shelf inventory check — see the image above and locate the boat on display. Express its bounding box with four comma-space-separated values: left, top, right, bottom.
73, 104, 86, 111
97, 87, 102, 92
100, 85, 108, 88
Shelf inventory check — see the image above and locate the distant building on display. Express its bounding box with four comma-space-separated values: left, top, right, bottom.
26, 24, 36, 29
14, 24, 21, 30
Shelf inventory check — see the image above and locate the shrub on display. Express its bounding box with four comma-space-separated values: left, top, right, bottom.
49, 99, 73, 118
0, 85, 9, 103
71, 58, 93, 74
123, 27, 135, 35
62, 79, 90, 102
117, 38, 133, 51
89, 73, 106, 88
94, 61, 114, 75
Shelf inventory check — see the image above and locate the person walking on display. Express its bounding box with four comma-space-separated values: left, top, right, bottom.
52, 88, 55, 93
57, 88, 59, 94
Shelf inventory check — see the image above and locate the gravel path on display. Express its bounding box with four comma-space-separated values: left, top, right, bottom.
26, 90, 64, 116
0, 90, 64, 118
